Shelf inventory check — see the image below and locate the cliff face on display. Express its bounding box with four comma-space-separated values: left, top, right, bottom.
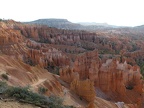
98, 59, 142, 93
0, 28, 23, 45
73, 50, 101, 80
59, 66, 79, 83
0, 21, 71, 70
0, 55, 63, 96
60, 50, 143, 107
70, 79, 96, 102
26, 40, 70, 67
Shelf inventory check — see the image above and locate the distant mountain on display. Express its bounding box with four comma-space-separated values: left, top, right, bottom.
25, 19, 123, 31
78, 22, 121, 28
130, 25, 144, 34
134, 25, 144, 29
26, 19, 83, 30
78, 22, 108, 26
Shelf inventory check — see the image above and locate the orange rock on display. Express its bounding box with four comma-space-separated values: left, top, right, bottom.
86, 102, 96, 108
70, 79, 96, 102
59, 66, 79, 83
59, 49, 143, 106
73, 50, 101, 80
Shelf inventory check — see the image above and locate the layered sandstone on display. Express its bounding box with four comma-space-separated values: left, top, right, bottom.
59, 66, 79, 83
73, 50, 101, 80
26, 40, 70, 68
60, 50, 143, 107
70, 79, 96, 102
0, 55, 88, 107
0, 21, 71, 69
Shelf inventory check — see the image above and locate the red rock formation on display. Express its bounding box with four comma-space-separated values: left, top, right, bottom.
60, 50, 143, 106
0, 21, 71, 69
36, 79, 63, 96
73, 50, 101, 80
0, 55, 63, 96
59, 66, 79, 83
70, 79, 96, 102
26, 40, 70, 67
1, 20, 144, 107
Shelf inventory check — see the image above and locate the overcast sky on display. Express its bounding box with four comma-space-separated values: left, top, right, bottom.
1, 0, 144, 26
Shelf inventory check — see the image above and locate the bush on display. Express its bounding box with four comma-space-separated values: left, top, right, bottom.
0, 81, 8, 94
38, 87, 48, 94
5, 86, 48, 105
1, 74, 9, 81
5, 86, 74, 108
46, 65, 60, 75
46, 95, 74, 108
47, 95, 63, 108
0, 81, 74, 108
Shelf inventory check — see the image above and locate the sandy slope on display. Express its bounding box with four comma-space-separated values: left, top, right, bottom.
0, 100, 40, 108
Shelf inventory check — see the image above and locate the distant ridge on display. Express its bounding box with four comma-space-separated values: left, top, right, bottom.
77, 22, 121, 28
135, 25, 144, 28
25, 18, 123, 31
25, 18, 83, 29
78, 22, 109, 26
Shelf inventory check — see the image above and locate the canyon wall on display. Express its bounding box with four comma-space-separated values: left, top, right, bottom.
0, 20, 144, 107
60, 50, 143, 106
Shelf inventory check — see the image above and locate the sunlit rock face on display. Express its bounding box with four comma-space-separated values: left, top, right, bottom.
0, 55, 63, 96
0, 21, 70, 69
73, 50, 101, 80
59, 66, 79, 83
26, 42, 70, 68
99, 59, 141, 92
70, 79, 96, 102
0, 20, 70, 100
60, 50, 143, 107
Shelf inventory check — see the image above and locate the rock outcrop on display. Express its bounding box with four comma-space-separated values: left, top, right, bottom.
60, 50, 143, 107
0, 55, 63, 96
59, 66, 79, 83
0, 21, 71, 70
70, 79, 96, 102
73, 50, 101, 80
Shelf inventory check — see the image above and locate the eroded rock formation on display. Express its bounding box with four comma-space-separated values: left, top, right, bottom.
73, 50, 101, 80
70, 79, 96, 102
0, 20, 144, 107
59, 66, 79, 83
0, 55, 63, 96
60, 50, 143, 107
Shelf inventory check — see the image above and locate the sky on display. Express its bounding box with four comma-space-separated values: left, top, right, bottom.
1, 0, 144, 26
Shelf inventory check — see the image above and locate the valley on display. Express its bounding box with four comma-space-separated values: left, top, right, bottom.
0, 19, 144, 108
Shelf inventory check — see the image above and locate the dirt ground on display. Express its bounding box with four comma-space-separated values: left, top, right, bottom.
0, 100, 40, 108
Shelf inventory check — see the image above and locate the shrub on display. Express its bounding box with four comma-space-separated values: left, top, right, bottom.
46, 65, 60, 75
0, 81, 8, 94
5, 86, 74, 107
38, 87, 48, 94
0, 82, 74, 108
1, 74, 9, 81
47, 95, 63, 108
46, 95, 74, 108
5, 86, 48, 105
